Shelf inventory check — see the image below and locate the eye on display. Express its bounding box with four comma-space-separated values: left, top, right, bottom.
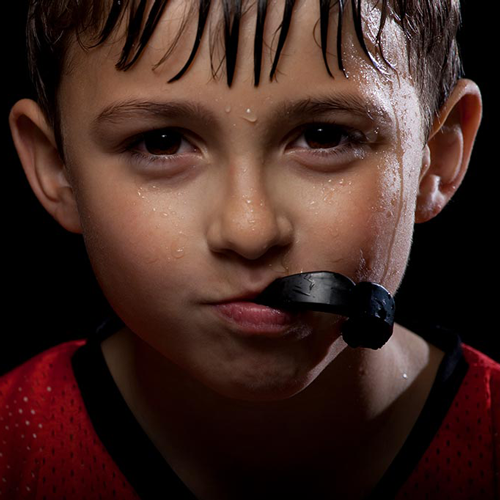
294, 124, 352, 150
123, 128, 200, 176
286, 122, 370, 169
141, 129, 192, 156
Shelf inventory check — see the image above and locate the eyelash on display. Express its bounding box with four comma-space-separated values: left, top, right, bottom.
289, 124, 367, 159
125, 128, 194, 168
124, 123, 368, 168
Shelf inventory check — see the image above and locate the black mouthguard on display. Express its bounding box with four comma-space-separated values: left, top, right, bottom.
255, 272, 395, 349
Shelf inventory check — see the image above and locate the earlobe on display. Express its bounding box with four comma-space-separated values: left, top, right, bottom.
9, 99, 82, 233
415, 79, 482, 224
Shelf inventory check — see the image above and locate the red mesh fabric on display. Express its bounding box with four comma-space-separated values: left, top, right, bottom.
396, 345, 500, 499
0, 341, 140, 500
0, 341, 498, 499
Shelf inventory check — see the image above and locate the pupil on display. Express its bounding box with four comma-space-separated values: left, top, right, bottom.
305, 126, 343, 149
145, 131, 181, 155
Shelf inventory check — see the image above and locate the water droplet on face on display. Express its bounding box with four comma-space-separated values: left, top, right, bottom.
170, 234, 188, 259
242, 108, 257, 123
365, 128, 380, 143
172, 247, 185, 259
322, 181, 338, 204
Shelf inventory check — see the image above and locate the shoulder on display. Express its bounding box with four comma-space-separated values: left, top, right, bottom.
0, 340, 86, 414
0, 340, 85, 390
0, 341, 85, 496
444, 343, 499, 448
0, 340, 140, 499
461, 344, 500, 413
0, 340, 87, 432
462, 343, 500, 372
0, 340, 87, 423
432, 345, 500, 497
396, 343, 500, 499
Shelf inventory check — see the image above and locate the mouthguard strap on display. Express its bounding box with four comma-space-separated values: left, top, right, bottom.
255, 271, 395, 349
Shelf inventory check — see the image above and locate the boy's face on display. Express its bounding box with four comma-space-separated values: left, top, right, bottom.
58, 0, 427, 400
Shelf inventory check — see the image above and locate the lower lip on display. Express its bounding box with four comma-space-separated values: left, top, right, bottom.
213, 302, 297, 337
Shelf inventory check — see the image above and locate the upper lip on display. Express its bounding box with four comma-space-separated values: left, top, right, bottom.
207, 279, 279, 305
214, 290, 266, 304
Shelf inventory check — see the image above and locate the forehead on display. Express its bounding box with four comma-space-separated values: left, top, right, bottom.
60, 0, 421, 139
70, 0, 404, 77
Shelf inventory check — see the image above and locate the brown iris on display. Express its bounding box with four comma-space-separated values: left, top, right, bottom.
144, 130, 182, 155
303, 125, 345, 149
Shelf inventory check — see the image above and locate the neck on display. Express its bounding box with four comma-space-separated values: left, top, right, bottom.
101, 324, 442, 498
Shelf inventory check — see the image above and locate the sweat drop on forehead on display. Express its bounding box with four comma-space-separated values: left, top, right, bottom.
256, 272, 395, 349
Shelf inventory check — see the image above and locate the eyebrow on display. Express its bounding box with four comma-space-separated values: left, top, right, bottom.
91, 93, 391, 134
91, 99, 219, 133
275, 93, 390, 124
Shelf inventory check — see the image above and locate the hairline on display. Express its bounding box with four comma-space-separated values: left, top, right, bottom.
53, 0, 444, 161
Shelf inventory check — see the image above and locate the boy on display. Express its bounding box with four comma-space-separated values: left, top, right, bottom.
2, 0, 498, 498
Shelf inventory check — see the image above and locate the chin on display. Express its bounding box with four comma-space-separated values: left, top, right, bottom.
201, 356, 323, 403
218, 378, 312, 403
191, 322, 344, 403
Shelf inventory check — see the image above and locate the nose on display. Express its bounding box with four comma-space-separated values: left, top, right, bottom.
206, 166, 293, 261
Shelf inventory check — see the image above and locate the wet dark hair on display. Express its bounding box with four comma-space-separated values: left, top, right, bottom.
26, 0, 462, 161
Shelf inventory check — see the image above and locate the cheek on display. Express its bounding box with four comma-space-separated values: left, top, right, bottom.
353, 156, 419, 293
355, 162, 415, 291
73, 175, 200, 317
289, 157, 418, 294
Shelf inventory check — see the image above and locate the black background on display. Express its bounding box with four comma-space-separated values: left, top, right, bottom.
2, 1, 499, 374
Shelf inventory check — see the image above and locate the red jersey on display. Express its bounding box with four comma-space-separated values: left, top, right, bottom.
0, 324, 498, 499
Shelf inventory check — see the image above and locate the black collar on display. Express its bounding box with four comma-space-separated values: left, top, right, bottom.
71, 319, 468, 499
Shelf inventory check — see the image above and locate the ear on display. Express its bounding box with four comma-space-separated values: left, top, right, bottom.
9, 99, 82, 233
415, 79, 482, 223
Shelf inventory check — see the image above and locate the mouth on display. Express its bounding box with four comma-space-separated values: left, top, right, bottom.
210, 288, 299, 338
208, 271, 395, 347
